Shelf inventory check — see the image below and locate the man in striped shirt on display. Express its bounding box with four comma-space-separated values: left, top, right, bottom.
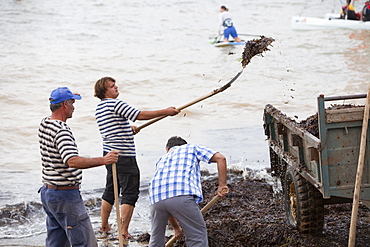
94, 77, 180, 239
149, 136, 228, 247
38, 87, 119, 247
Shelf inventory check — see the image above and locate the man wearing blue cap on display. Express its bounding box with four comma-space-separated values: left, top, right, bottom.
38, 87, 120, 247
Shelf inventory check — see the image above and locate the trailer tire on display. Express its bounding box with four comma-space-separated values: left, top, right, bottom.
284, 166, 324, 234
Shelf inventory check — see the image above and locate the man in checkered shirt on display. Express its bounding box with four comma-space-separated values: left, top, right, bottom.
149, 136, 228, 247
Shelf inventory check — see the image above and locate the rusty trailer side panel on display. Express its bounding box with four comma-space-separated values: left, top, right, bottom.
317, 95, 370, 200
264, 104, 323, 191
264, 94, 370, 202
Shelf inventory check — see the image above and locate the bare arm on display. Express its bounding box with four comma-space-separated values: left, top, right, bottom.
210, 152, 229, 197
67, 150, 119, 169
136, 107, 180, 120
168, 215, 184, 239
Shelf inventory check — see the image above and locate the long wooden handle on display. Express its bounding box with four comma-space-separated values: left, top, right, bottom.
165, 194, 222, 247
164, 234, 177, 247
136, 91, 215, 131
136, 70, 244, 132
112, 163, 124, 247
348, 86, 370, 247
200, 195, 221, 214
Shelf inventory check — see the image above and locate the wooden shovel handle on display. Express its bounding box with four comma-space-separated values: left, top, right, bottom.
348, 88, 370, 247
112, 163, 125, 247
136, 90, 218, 132
200, 194, 222, 214
136, 70, 244, 132
164, 234, 177, 247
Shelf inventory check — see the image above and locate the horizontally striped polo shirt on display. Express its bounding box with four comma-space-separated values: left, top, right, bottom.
149, 144, 217, 205
95, 98, 141, 156
38, 117, 82, 186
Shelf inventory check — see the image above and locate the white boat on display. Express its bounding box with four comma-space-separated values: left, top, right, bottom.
291, 13, 370, 30
213, 41, 246, 47
209, 34, 259, 48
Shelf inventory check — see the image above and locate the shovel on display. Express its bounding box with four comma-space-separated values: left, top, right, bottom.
136, 36, 275, 132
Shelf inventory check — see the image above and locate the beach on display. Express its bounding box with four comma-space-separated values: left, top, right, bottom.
1, 0, 370, 246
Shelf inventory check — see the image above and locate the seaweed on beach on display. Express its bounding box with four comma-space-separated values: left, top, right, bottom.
298, 113, 319, 137
298, 104, 364, 138
134, 170, 370, 247
159, 171, 370, 247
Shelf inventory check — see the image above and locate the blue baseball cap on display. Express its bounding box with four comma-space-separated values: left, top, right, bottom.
49, 87, 82, 104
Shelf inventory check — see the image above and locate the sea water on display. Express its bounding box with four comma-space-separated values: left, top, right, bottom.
1, 0, 369, 246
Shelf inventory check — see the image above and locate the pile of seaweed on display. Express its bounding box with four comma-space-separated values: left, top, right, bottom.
298, 104, 364, 138
135, 171, 370, 247
167, 172, 370, 247
298, 113, 319, 137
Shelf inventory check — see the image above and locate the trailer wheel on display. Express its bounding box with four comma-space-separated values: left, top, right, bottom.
284, 166, 324, 234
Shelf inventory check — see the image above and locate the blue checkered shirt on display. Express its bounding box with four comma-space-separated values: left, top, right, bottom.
149, 144, 217, 205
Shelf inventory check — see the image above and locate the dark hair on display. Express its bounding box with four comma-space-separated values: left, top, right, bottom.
166, 136, 187, 149
221, 5, 228, 11
94, 77, 116, 100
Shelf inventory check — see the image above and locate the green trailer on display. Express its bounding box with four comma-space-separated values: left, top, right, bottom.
263, 94, 370, 234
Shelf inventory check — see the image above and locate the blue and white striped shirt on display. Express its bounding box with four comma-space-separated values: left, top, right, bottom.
149, 144, 217, 205
38, 117, 82, 186
95, 98, 141, 156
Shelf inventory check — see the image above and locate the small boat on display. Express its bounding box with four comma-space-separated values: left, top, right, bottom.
209, 34, 259, 48
291, 13, 370, 30
213, 41, 246, 47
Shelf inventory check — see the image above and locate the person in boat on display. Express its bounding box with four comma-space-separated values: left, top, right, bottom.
38, 87, 119, 247
148, 136, 229, 246
218, 5, 242, 43
340, 0, 360, 20
361, 1, 370, 21
94, 77, 179, 240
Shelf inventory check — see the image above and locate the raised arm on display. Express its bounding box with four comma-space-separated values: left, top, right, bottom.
136, 107, 180, 120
